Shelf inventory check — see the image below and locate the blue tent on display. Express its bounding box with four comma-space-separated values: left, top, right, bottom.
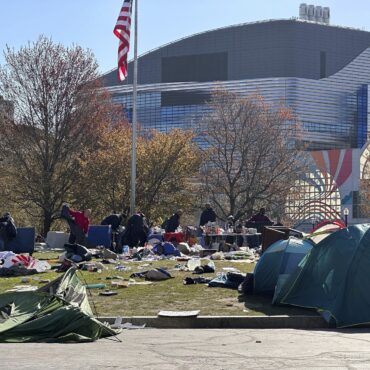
253, 237, 313, 295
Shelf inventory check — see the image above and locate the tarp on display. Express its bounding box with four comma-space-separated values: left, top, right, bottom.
0, 267, 119, 342
279, 224, 370, 328
0, 251, 50, 272
152, 242, 181, 256
308, 220, 346, 244
254, 237, 313, 295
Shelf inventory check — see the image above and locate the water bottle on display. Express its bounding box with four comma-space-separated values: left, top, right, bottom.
123, 245, 129, 255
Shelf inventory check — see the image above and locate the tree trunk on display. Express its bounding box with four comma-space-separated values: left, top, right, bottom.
42, 210, 53, 237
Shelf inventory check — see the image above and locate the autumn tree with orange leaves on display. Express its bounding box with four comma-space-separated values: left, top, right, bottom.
75, 127, 202, 224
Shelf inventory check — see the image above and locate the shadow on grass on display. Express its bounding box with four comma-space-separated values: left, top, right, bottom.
238, 293, 318, 316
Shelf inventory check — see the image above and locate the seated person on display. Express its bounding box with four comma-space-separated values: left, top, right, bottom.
0, 212, 17, 251
61, 203, 91, 247
246, 208, 273, 233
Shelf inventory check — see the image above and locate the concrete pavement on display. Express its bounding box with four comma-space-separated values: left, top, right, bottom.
101, 314, 327, 329
2, 328, 370, 369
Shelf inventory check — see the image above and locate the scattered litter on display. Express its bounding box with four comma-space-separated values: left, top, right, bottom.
106, 276, 124, 280
101, 259, 117, 264
115, 265, 131, 272
99, 290, 118, 296
176, 256, 191, 262
111, 280, 129, 288
192, 259, 215, 274
222, 267, 240, 273
111, 317, 146, 330
119, 322, 146, 329
209, 272, 246, 289
128, 280, 153, 286
85, 283, 106, 289
0, 252, 51, 272
224, 250, 254, 260
187, 258, 201, 271
101, 248, 118, 260
158, 310, 200, 318
210, 252, 224, 260
130, 268, 172, 281
183, 277, 211, 285
172, 264, 189, 273
81, 262, 106, 272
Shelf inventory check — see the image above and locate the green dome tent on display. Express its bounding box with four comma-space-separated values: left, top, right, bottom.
253, 237, 313, 296
0, 267, 119, 342
278, 224, 370, 328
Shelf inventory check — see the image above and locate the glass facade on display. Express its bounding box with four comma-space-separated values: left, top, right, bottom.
110, 51, 370, 150
105, 19, 370, 225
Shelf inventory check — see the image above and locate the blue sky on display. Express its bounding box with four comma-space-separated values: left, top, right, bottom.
0, 0, 369, 73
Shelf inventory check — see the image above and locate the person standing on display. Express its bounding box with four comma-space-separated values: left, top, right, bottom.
200, 203, 218, 247
165, 209, 183, 233
0, 212, 17, 251
199, 203, 217, 227
246, 207, 273, 233
247, 208, 272, 224
61, 203, 91, 246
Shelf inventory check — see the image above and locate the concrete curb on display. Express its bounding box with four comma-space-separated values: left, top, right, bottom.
98, 315, 329, 329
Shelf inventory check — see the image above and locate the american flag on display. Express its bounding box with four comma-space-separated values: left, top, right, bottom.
113, 0, 133, 81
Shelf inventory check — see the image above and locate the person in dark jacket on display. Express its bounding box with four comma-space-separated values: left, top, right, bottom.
121, 211, 149, 248
246, 208, 273, 233
247, 208, 272, 224
101, 213, 127, 232
0, 212, 17, 251
101, 213, 127, 251
165, 210, 183, 233
199, 203, 217, 227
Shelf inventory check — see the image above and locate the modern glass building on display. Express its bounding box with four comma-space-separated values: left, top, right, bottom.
102, 17, 370, 227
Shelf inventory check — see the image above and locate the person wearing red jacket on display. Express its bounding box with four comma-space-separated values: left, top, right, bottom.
68, 209, 90, 234
61, 203, 91, 246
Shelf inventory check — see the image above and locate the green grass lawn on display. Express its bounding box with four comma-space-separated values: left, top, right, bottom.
0, 251, 316, 317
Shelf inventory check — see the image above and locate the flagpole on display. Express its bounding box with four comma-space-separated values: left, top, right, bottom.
130, 0, 138, 215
